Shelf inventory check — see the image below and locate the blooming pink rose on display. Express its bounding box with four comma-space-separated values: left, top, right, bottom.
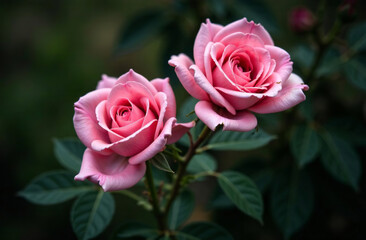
169, 18, 309, 132
73, 69, 195, 191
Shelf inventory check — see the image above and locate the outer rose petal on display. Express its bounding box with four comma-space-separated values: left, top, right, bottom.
75, 149, 146, 191
190, 65, 236, 115
213, 18, 274, 46
73, 88, 112, 153
167, 121, 196, 144
265, 45, 293, 81
248, 73, 309, 114
115, 69, 158, 96
169, 54, 209, 100
195, 101, 258, 132
194, 19, 223, 71
129, 118, 176, 165
151, 78, 176, 121
154, 92, 168, 139
96, 74, 117, 89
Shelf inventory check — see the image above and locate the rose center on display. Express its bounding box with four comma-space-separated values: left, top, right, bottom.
116, 106, 132, 121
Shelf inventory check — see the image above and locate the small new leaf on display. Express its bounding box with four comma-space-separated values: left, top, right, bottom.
151, 153, 174, 173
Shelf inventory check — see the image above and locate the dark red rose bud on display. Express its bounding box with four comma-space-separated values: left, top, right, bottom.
289, 7, 316, 33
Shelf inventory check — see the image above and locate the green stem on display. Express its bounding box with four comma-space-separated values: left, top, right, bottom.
145, 161, 167, 232
163, 126, 212, 220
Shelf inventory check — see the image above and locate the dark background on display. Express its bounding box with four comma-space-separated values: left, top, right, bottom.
1, 0, 365, 239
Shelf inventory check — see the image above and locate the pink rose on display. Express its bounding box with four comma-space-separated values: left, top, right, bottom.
169, 18, 309, 132
73, 70, 194, 191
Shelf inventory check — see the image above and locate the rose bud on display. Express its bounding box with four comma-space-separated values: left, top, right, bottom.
289, 7, 316, 33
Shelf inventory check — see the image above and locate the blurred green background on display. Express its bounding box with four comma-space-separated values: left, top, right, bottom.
1, 0, 365, 239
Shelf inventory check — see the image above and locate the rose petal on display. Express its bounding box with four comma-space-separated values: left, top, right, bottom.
91, 119, 157, 156
154, 92, 168, 139
248, 73, 309, 114
194, 19, 223, 71
96, 74, 117, 89
215, 87, 261, 109
169, 54, 209, 100
115, 69, 158, 96
220, 32, 265, 48
107, 81, 159, 117
195, 101, 257, 132
95, 100, 124, 142
190, 64, 236, 115
214, 18, 274, 46
110, 118, 144, 139
151, 77, 176, 120
75, 149, 146, 191
73, 88, 112, 154
167, 120, 196, 144
266, 45, 293, 81
128, 117, 176, 165
203, 41, 214, 84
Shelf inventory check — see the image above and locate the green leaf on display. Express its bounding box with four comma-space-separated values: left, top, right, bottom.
187, 153, 217, 174
206, 129, 276, 151
117, 10, 167, 54
217, 171, 263, 223
320, 132, 361, 191
151, 153, 174, 173
71, 190, 115, 240
53, 138, 84, 172
343, 55, 366, 90
270, 168, 314, 239
290, 124, 320, 168
176, 222, 234, 240
116, 222, 159, 239
347, 21, 366, 52
168, 190, 195, 230
18, 171, 94, 205
211, 160, 274, 209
